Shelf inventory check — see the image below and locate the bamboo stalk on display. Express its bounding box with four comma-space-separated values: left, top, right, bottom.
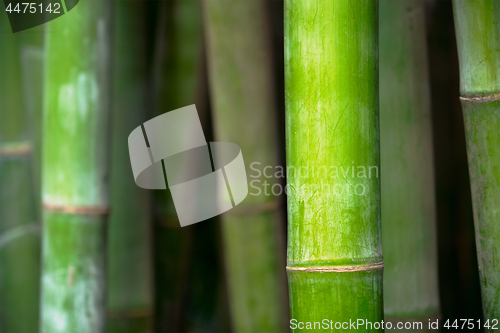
106, 0, 153, 331
0, 11, 40, 333
285, 0, 382, 329
151, 2, 199, 332
379, 0, 440, 326
41, 0, 113, 331
452, 0, 500, 327
152, 1, 228, 332
204, 0, 287, 332
19, 25, 44, 214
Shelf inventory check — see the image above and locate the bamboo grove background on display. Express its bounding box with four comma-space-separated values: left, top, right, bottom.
0, 0, 495, 332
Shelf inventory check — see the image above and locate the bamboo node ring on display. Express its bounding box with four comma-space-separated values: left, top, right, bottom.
460, 93, 500, 103
286, 261, 384, 273
42, 203, 110, 215
0, 142, 32, 156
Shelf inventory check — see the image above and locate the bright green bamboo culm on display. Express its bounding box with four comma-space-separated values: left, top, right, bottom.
380, 0, 440, 328
0, 11, 40, 333
41, 1, 113, 332
204, 0, 288, 332
285, 1, 382, 331
107, 0, 153, 331
452, 0, 500, 327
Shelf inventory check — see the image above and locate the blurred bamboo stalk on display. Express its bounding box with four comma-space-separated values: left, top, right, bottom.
152, 1, 227, 332
0, 11, 40, 333
40, 0, 113, 331
380, 0, 440, 328
285, 0, 382, 328
152, 1, 200, 331
452, 0, 500, 327
107, 0, 153, 332
19, 25, 44, 213
204, 0, 288, 332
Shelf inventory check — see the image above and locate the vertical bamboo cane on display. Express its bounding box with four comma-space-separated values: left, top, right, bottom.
41, 0, 113, 331
153, 1, 228, 331
379, 0, 440, 327
19, 25, 44, 213
152, 1, 202, 331
204, 0, 287, 332
107, 0, 153, 331
0, 11, 40, 333
285, 0, 382, 329
452, 0, 500, 327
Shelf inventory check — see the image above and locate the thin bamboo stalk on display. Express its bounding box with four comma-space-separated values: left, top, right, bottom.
0, 11, 40, 333
379, 0, 440, 327
173, 40, 230, 333
152, 1, 228, 332
19, 26, 44, 213
106, 0, 153, 331
204, 0, 287, 332
285, 0, 382, 329
452, 0, 500, 327
41, 0, 113, 331
152, 2, 199, 332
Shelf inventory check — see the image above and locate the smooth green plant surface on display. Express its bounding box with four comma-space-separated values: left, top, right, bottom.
380, 0, 440, 323
0, 11, 40, 333
285, 0, 382, 330
153, 1, 227, 332
453, 0, 500, 96
205, 0, 287, 332
107, 0, 153, 331
453, 0, 500, 326
461, 100, 500, 323
19, 24, 45, 212
41, 0, 112, 331
152, 0, 195, 330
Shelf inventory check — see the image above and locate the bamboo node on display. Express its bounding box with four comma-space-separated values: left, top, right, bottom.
0, 141, 32, 156
460, 93, 500, 103
42, 203, 109, 215
286, 261, 384, 273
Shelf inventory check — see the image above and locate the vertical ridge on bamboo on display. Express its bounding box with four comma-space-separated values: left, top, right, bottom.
452, 0, 500, 326
285, 0, 383, 329
41, 0, 113, 331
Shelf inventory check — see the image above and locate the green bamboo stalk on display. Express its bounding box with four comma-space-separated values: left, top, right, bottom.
452, 0, 500, 327
171, 41, 230, 333
41, 1, 113, 332
0, 11, 40, 333
153, 0, 203, 118
285, 0, 382, 330
106, 0, 153, 332
153, 1, 228, 332
204, 0, 287, 332
380, 0, 440, 327
152, 1, 199, 331
183, 220, 229, 333
19, 25, 44, 213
